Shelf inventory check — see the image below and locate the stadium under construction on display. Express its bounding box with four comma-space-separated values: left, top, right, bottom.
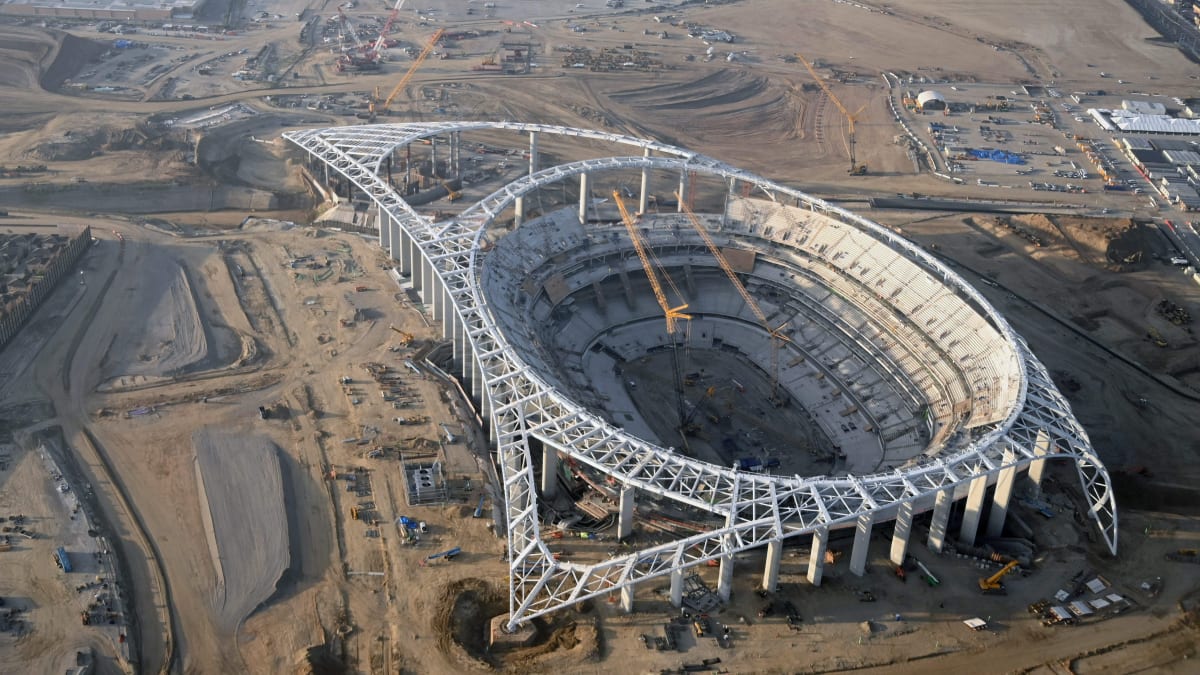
283, 122, 1117, 632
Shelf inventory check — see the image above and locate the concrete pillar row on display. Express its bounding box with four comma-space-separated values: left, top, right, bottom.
807, 527, 829, 586
849, 512, 874, 576
890, 501, 915, 566
927, 488, 953, 553
958, 474, 990, 547
677, 170, 689, 213
986, 450, 1019, 538
617, 485, 636, 540
761, 539, 783, 592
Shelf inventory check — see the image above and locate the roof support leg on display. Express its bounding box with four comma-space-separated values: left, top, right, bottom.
849, 512, 873, 576
807, 527, 828, 586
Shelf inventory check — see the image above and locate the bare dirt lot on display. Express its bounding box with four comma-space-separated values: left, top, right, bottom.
1, 0, 1199, 673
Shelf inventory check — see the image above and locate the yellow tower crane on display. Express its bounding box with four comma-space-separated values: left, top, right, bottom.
371, 28, 446, 118
796, 53, 867, 175
612, 190, 690, 334
613, 190, 693, 431
676, 193, 791, 399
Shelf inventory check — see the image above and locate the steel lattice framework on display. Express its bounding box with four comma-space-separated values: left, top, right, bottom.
283, 122, 1117, 630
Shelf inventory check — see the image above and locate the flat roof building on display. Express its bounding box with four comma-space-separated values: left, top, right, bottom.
0, 0, 207, 21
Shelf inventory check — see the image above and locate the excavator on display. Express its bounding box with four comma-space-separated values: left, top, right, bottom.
389, 325, 414, 346
978, 560, 1020, 594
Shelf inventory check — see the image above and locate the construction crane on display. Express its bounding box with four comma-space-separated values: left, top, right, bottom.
796, 53, 867, 175
370, 0, 406, 61
375, 28, 446, 117
389, 325, 414, 346
677, 193, 790, 399
978, 560, 1020, 594
613, 191, 692, 430
612, 190, 690, 334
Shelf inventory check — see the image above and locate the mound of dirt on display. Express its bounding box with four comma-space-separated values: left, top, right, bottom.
1045, 216, 1155, 270
26, 124, 182, 161
41, 31, 107, 91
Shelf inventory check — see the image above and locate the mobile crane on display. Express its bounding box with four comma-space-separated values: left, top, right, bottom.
369, 28, 446, 119
796, 53, 867, 175
978, 560, 1020, 594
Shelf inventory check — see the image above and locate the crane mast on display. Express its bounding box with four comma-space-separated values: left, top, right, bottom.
796, 53, 867, 175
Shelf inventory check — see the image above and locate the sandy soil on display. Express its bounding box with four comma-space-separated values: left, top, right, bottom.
193, 429, 288, 633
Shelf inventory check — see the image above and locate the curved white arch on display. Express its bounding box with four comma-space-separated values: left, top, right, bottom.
283, 122, 1117, 629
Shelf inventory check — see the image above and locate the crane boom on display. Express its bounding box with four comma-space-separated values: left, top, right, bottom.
372, 0, 406, 59
612, 191, 690, 334
676, 195, 789, 396
796, 53, 866, 175
381, 28, 445, 113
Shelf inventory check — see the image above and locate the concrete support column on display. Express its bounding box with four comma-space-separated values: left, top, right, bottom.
451, 131, 460, 176
617, 485, 635, 540
377, 207, 389, 249
400, 232, 414, 276
890, 501, 915, 566
958, 475, 989, 547
473, 354, 488, 418
761, 540, 783, 592
717, 546, 735, 601
578, 173, 590, 225
986, 450, 1018, 538
849, 512, 874, 576
677, 170, 688, 213
619, 584, 634, 613
529, 131, 539, 176
807, 527, 828, 586
639, 147, 651, 214
389, 218, 402, 261
420, 256, 433, 302
669, 568, 684, 607
430, 138, 439, 178
451, 308, 465, 374
439, 286, 453, 339
1027, 430, 1052, 490
541, 444, 559, 498
927, 488, 953, 553
514, 195, 524, 227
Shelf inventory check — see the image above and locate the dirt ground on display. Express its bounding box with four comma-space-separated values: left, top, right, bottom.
1, 0, 1199, 674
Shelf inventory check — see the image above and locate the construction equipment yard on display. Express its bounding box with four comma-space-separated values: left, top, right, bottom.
0, 1, 1198, 674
